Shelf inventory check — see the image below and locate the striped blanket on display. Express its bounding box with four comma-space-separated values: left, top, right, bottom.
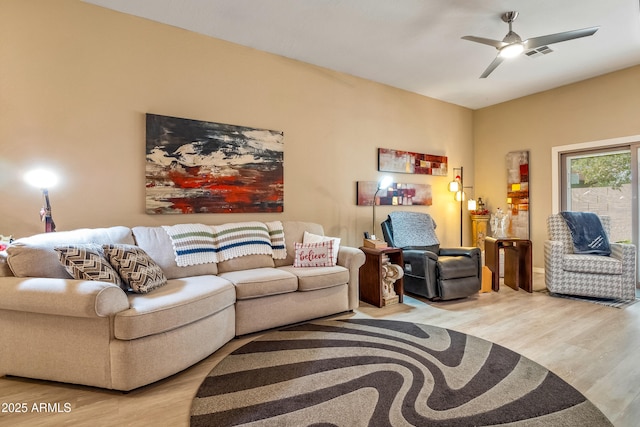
162, 223, 216, 267
265, 221, 286, 259
163, 221, 287, 266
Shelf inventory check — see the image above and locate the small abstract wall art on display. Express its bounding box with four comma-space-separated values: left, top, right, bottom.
378, 148, 447, 176
145, 114, 284, 214
506, 150, 530, 239
357, 182, 432, 206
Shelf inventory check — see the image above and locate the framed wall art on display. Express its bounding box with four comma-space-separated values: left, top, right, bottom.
506, 150, 530, 239
145, 113, 284, 214
357, 181, 432, 206
378, 148, 447, 176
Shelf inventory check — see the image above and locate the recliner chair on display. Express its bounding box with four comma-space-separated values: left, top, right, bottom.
381, 212, 481, 301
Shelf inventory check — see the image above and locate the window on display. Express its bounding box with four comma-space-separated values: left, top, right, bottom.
553, 136, 640, 284
561, 147, 631, 243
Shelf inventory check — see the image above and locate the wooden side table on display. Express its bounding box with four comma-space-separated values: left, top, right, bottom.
484, 237, 532, 293
358, 247, 404, 307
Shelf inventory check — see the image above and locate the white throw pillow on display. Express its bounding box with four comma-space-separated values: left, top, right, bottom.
303, 231, 340, 265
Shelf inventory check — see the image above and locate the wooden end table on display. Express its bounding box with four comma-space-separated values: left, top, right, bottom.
358, 246, 404, 307
484, 237, 533, 293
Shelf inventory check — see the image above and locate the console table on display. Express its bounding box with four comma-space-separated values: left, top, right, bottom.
484, 237, 532, 293
358, 247, 404, 307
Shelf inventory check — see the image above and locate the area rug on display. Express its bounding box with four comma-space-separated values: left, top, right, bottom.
190, 319, 612, 426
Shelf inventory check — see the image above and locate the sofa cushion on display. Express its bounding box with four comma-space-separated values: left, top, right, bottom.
216, 254, 274, 274
132, 226, 218, 279
103, 245, 168, 294
54, 244, 123, 286
6, 226, 134, 278
278, 265, 349, 291
218, 267, 298, 300
274, 221, 325, 267
114, 275, 235, 340
562, 254, 622, 275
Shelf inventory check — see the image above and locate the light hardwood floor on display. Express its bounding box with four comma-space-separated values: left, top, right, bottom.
2, 278, 639, 426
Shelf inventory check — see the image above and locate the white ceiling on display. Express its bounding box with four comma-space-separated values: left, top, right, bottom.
84, 0, 640, 109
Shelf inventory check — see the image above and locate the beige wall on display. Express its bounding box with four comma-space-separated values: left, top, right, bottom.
474, 65, 640, 268
0, 0, 475, 247
5, 1, 637, 266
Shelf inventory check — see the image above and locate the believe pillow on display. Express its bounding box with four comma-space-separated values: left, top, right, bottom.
302, 231, 340, 265
294, 240, 334, 267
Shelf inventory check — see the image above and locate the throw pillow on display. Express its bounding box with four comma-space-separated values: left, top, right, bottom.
294, 240, 334, 267
54, 244, 123, 286
302, 231, 340, 265
102, 244, 168, 293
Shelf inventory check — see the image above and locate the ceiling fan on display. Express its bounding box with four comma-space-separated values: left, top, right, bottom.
462, 11, 599, 78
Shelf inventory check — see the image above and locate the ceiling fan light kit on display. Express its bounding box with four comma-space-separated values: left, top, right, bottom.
462, 11, 599, 78
499, 43, 524, 58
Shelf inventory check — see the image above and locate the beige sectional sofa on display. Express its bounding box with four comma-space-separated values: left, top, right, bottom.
0, 221, 365, 391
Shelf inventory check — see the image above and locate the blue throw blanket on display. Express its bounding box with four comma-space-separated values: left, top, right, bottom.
560, 211, 611, 256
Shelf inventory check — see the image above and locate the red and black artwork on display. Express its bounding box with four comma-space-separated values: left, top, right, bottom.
145, 114, 284, 214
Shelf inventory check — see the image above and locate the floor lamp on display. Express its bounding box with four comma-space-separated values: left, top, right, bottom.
448, 167, 464, 246
24, 169, 59, 233
372, 176, 393, 239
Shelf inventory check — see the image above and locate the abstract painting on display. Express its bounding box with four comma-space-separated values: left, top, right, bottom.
357, 181, 432, 206
378, 148, 447, 176
506, 150, 530, 238
146, 114, 284, 214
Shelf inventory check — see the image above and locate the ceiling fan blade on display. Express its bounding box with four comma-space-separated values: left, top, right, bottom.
526, 26, 599, 50
480, 55, 505, 78
462, 35, 507, 49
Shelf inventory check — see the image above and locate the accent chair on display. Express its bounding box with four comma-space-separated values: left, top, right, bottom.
545, 213, 636, 300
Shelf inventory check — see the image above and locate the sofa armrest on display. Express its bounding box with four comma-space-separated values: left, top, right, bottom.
403, 249, 438, 264
544, 240, 567, 292
610, 242, 637, 299
402, 250, 438, 281
439, 247, 480, 258
0, 277, 129, 318
610, 242, 636, 262
336, 246, 365, 270
336, 246, 365, 311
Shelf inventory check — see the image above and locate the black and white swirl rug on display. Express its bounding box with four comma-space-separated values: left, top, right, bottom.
190, 319, 612, 426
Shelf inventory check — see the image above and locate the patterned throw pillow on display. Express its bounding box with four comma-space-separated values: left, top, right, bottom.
54, 244, 123, 286
102, 244, 167, 293
293, 240, 334, 268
